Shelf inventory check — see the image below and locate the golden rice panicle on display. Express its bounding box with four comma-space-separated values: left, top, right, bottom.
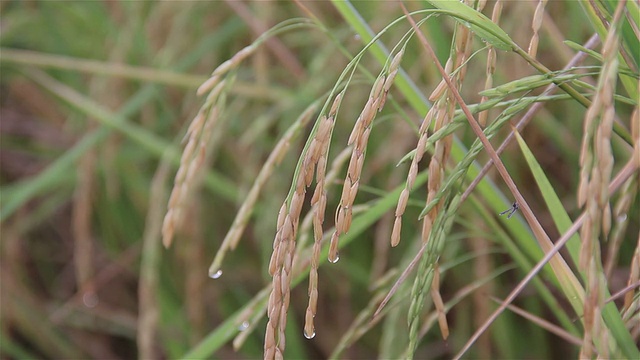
265, 145, 308, 359
266, 92, 343, 358
421, 11, 474, 244
578, 11, 621, 269
577, 5, 624, 356
407, 13, 475, 344
528, 0, 548, 58
419, 19, 472, 340
162, 80, 227, 248
303, 92, 341, 339
422, 63, 455, 244
331, 51, 404, 258
265, 211, 292, 360
391, 105, 436, 247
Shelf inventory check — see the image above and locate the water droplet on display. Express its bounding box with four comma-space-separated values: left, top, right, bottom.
209, 269, 223, 279
617, 213, 627, 223
238, 321, 250, 331
354, 34, 361, 41
328, 254, 339, 264
304, 329, 316, 339
82, 292, 99, 308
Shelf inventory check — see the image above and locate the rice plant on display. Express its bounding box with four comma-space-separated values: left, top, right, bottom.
1, 1, 638, 359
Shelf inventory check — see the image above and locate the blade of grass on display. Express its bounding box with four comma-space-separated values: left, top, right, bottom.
513, 129, 640, 358
0, 48, 206, 88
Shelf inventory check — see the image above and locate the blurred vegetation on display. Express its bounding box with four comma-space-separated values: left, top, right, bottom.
0, 1, 638, 359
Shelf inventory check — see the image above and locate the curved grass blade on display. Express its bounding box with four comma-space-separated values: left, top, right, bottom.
425, 0, 514, 51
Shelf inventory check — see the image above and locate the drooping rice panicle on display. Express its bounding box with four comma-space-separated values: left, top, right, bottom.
162, 80, 227, 248
302, 92, 342, 340
265, 91, 342, 358
330, 50, 404, 263
208, 103, 317, 277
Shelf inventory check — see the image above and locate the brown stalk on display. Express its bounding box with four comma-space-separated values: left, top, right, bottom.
488, 296, 584, 347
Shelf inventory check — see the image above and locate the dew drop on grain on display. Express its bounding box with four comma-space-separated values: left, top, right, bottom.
328, 254, 340, 264
83, 292, 99, 308
304, 329, 316, 339
210, 269, 223, 279
238, 321, 250, 331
